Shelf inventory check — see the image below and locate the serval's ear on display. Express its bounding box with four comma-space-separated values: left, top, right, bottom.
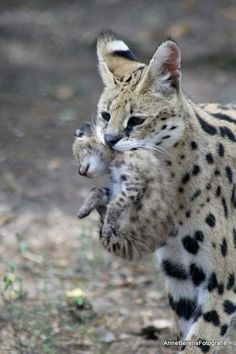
97, 30, 144, 86
138, 40, 181, 94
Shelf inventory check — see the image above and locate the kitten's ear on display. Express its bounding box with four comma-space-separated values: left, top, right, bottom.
97, 30, 144, 86
138, 40, 181, 94
74, 123, 93, 138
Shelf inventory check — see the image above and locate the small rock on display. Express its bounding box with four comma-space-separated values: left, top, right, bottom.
102, 331, 116, 343
153, 318, 173, 330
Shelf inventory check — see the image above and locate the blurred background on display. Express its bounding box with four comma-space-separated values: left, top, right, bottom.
0, 1, 236, 353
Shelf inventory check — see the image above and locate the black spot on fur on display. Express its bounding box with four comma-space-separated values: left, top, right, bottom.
186, 210, 191, 218
214, 169, 220, 176
162, 260, 188, 280
220, 324, 228, 336
233, 229, 236, 248
191, 189, 201, 201
212, 112, 236, 125
221, 197, 228, 218
231, 184, 236, 208
225, 165, 233, 184
198, 339, 210, 353
221, 238, 228, 257
218, 283, 224, 295
203, 310, 220, 326
205, 213, 216, 227
227, 273, 235, 290
190, 263, 206, 286
192, 165, 200, 176
223, 300, 236, 315
208, 273, 224, 294
120, 175, 127, 181
216, 186, 221, 197
195, 230, 204, 242
206, 153, 214, 164
169, 296, 198, 320
191, 141, 198, 150
208, 273, 218, 292
182, 173, 190, 184
220, 126, 236, 142
182, 236, 199, 255
196, 114, 217, 135
218, 143, 225, 157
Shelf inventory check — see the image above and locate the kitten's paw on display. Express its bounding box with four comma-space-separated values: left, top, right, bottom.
77, 206, 91, 219
77, 208, 89, 219
102, 222, 118, 240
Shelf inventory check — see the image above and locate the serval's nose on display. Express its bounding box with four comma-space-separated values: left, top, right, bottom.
104, 134, 121, 147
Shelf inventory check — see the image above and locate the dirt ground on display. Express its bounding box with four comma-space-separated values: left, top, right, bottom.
0, 1, 236, 353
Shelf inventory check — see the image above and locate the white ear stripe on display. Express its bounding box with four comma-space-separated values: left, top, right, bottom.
107, 40, 129, 53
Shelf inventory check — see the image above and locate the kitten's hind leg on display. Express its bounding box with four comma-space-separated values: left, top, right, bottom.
102, 177, 146, 239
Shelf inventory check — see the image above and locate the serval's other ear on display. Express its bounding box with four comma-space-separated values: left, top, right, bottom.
138, 40, 181, 94
97, 30, 144, 86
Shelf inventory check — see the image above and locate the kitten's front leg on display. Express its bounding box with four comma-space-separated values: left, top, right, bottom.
77, 186, 110, 219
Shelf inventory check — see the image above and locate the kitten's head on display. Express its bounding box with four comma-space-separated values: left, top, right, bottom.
73, 123, 114, 177
95, 31, 185, 152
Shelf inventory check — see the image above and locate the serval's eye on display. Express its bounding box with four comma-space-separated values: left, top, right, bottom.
101, 111, 111, 122
125, 116, 145, 134
129, 116, 145, 126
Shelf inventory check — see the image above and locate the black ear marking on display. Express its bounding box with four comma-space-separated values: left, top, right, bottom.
113, 50, 135, 61
74, 122, 93, 138
74, 129, 84, 137
98, 30, 135, 61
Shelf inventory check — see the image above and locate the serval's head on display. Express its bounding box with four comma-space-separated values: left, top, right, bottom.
95, 31, 185, 153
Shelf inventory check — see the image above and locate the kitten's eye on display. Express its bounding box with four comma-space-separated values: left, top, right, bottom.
101, 111, 111, 122
125, 116, 145, 134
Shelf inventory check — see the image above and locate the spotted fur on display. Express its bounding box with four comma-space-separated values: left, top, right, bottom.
91, 31, 236, 353
73, 123, 176, 261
